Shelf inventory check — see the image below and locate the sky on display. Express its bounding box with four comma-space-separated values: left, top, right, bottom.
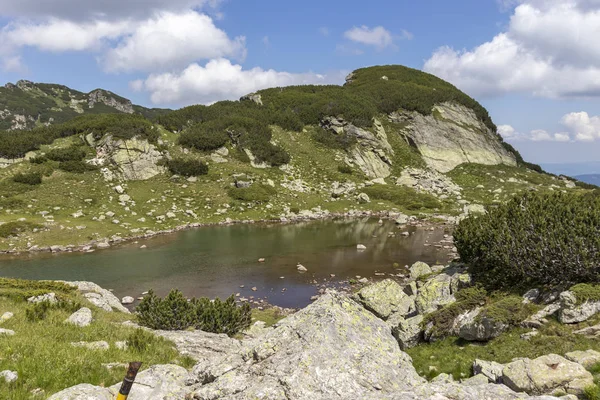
0, 0, 599, 170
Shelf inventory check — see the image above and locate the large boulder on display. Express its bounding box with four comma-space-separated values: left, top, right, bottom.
409, 262, 432, 280
65, 307, 93, 327
47, 384, 114, 400
190, 291, 424, 399
473, 359, 505, 383
502, 354, 594, 396
108, 365, 190, 400
354, 279, 415, 319
558, 291, 600, 324
564, 350, 600, 369
153, 329, 242, 361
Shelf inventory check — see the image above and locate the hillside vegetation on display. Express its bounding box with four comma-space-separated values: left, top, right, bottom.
0, 65, 587, 252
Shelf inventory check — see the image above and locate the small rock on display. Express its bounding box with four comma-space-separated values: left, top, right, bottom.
258, 258, 265, 262
409, 261, 432, 280
0, 329, 15, 336
115, 341, 128, 350
121, 296, 135, 305
28, 292, 57, 304
0, 370, 18, 383
70, 341, 110, 351
114, 185, 125, 194
523, 288, 540, 304
0, 312, 14, 323
297, 264, 308, 272
356, 244, 367, 251
520, 330, 539, 340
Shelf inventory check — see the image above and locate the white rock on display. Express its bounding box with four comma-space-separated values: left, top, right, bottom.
114, 185, 125, 194
0, 312, 14, 323
356, 244, 367, 250
27, 292, 57, 304
0, 370, 18, 383
297, 264, 308, 272
65, 307, 93, 327
121, 296, 135, 305
0, 329, 15, 336
70, 341, 110, 351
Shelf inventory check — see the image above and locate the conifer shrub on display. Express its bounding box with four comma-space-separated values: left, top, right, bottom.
13, 172, 42, 185
454, 191, 600, 290
45, 146, 87, 162
136, 289, 252, 336
178, 122, 229, 151
166, 158, 209, 177
228, 184, 276, 203
313, 128, 357, 150
337, 165, 353, 174
58, 160, 98, 173
0, 221, 43, 238
363, 185, 440, 210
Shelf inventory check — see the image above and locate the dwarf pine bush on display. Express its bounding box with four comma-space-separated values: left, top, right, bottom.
136, 289, 252, 336
454, 191, 600, 290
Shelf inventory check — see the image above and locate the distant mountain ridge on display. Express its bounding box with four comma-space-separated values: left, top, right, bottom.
575, 174, 600, 186
0, 80, 170, 130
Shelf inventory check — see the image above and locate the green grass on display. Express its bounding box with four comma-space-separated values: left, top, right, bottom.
251, 307, 286, 327
362, 184, 443, 212
407, 316, 600, 381
571, 284, 600, 305
0, 282, 193, 399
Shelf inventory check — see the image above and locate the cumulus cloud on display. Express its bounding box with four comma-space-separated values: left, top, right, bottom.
501, 111, 600, 142
344, 26, 395, 49
0, 10, 245, 73
134, 58, 344, 105
424, 0, 600, 98
102, 11, 246, 72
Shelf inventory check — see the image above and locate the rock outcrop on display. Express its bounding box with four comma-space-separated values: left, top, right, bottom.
390, 103, 517, 173
558, 290, 600, 324
88, 89, 134, 114
60, 281, 130, 313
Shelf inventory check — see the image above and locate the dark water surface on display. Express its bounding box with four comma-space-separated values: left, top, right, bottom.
0, 218, 453, 308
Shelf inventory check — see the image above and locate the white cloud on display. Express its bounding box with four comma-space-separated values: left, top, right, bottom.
498, 124, 517, 138
561, 111, 600, 141
344, 26, 394, 49
319, 27, 330, 37
424, 0, 600, 98
134, 58, 343, 105
0, 10, 246, 73
0, 0, 222, 21
102, 11, 245, 72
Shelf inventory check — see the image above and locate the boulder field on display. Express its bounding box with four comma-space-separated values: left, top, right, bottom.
49, 286, 590, 400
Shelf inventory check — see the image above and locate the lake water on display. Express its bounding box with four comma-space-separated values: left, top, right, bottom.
0, 218, 454, 309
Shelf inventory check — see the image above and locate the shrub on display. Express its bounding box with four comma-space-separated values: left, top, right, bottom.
13, 172, 42, 185
363, 185, 440, 210
424, 285, 487, 337
570, 284, 600, 305
337, 165, 353, 174
127, 328, 160, 352
228, 184, 276, 203
178, 122, 229, 151
455, 191, 600, 290
476, 295, 538, 326
58, 160, 98, 173
136, 289, 252, 336
166, 159, 208, 177
45, 146, 87, 162
313, 128, 357, 150
25, 299, 81, 322
0, 221, 43, 238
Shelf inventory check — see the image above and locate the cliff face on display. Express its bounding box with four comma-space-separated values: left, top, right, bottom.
391, 103, 516, 173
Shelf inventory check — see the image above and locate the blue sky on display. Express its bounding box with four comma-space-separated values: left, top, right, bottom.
0, 0, 599, 169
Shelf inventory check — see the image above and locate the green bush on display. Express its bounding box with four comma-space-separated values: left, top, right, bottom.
313, 128, 357, 150
45, 146, 87, 162
570, 284, 600, 305
166, 159, 208, 177
58, 160, 98, 173
363, 185, 440, 210
228, 184, 276, 203
337, 165, 353, 174
136, 289, 252, 336
13, 172, 42, 185
25, 299, 81, 322
178, 122, 229, 151
0, 221, 43, 238
127, 328, 161, 352
476, 295, 538, 326
455, 191, 600, 290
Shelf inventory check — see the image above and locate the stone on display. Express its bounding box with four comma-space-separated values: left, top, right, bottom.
107, 364, 191, 400
121, 296, 135, 305
47, 384, 113, 400
355, 279, 415, 320
523, 289, 540, 304
395, 214, 409, 225
297, 264, 308, 272
520, 330, 539, 340
115, 341, 128, 350
458, 309, 509, 342
96, 242, 110, 249
356, 244, 367, 250
565, 350, 600, 369
70, 341, 110, 351
431, 373, 454, 384
27, 292, 57, 304
409, 261, 432, 279
558, 290, 600, 324
522, 303, 560, 328
118, 194, 131, 202
0, 370, 18, 383
0, 312, 14, 323
502, 354, 594, 396
114, 185, 125, 194
65, 307, 93, 327
574, 324, 600, 337
356, 192, 371, 204
60, 281, 130, 313
153, 330, 241, 361
461, 374, 491, 386
473, 359, 504, 383
191, 291, 424, 399
415, 271, 465, 315
464, 203, 486, 215
0, 328, 14, 336
387, 313, 423, 349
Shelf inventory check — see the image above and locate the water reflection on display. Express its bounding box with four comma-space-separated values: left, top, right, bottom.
0, 218, 452, 308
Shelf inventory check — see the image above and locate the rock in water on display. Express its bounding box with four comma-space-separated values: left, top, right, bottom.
191, 291, 424, 399
354, 279, 414, 320
409, 261, 432, 279
297, 264, 308, 272
65, 307, 93, 327
121, 296, 135, 305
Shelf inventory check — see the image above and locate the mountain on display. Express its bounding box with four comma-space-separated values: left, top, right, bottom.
0, 65, 582, 253
0, 80, 170, 130
575, 174, 600, 186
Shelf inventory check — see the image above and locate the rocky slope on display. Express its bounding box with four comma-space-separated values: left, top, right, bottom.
0, 80, 169, 130
48, 285, 591, 400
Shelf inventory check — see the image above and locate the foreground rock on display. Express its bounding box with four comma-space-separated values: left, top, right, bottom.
502, 354, 594, 396
60, 281, 130, 313
354, 279, 414, 319
415, 265, 471, 315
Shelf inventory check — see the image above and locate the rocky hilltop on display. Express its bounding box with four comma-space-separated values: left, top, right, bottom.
0, 80, 169, 130
0, 65, 582, 252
